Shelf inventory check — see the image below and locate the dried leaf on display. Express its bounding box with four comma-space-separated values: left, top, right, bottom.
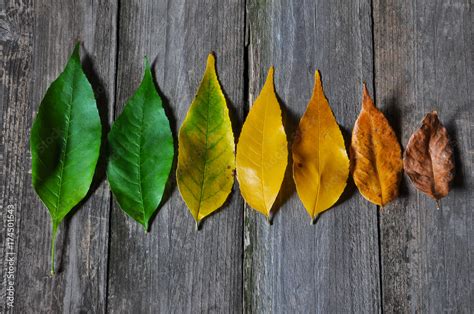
236, 67, 287, 218
292, 71, 349, 221
176, 53, 235, 227
403, 111, 454, 200
107, 59, 174, 231
30, 44, 101, 274
351, 84, 402, 206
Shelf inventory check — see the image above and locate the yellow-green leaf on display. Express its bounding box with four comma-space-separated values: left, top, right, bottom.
292, 71, 349, 221
176, 53, 235, 226
236, 67, 287, 218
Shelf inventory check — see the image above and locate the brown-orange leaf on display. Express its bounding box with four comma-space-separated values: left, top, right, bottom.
350, 84, 403, 206
403, 111, 454, 201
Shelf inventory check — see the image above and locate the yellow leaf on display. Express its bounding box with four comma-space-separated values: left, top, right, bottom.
236, 67, 287, 218
351, 84, 402, 206
176, 53, 235, 226
292, 71, 349, 221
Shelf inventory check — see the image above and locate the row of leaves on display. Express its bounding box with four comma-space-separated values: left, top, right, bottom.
31, 45, 455, 274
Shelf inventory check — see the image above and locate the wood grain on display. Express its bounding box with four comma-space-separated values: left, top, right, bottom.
0, 0, 117, 312
244, 0, 381, 312
374, 0, 473, 312
1, 0, 473, 312
106, 1, 245, 313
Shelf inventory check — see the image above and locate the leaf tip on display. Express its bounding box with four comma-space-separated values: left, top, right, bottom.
72, 42, 81, 60
362, 83, 374, 110
142, 56, 155, 79
262, 66, 275, 93
314, 69, 323, 91
206, 52, 216, 69
144, 56, 151, 69
314, 69, 321, 81
362, 82, 369, 96
268, 65, 275, 76
267, 66, 275, 83
429, 111, 440, 122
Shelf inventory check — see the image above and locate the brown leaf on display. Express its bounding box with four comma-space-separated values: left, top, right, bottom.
351, 84, 403, 206
403, 111, 454, 200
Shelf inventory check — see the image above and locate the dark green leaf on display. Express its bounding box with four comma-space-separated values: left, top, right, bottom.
30, 43, 102, 274
107, 59, 174, 231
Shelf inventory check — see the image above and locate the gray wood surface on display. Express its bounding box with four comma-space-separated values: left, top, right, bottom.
1, 0, 472, 313
106, 1, 244, 313
244, 0, 381, 312
1, 0, 117, 313
374, 0, 473, 312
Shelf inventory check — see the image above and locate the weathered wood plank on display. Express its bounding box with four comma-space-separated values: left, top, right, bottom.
0, 1, 34, 310
0, 0, 117, 312
374, 0, 473, 312
244, 0, 381, 312
106, 1, 245, 313
2, 0, 471, 312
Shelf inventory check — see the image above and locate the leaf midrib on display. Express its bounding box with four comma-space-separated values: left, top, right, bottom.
53, 67, 77, 217
260, 97, 268, 213
426, 125, 438, 196
196, 78, 213, 216
136, 91, 146, 223
312, 98, 322, 217
368, 111, 384, 204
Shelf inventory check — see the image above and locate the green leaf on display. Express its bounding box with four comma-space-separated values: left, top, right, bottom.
107, 58, 174, 231
176, 53, 235, 227
30, 43, 102, 274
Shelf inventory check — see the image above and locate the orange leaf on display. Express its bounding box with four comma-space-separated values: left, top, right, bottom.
350, 84, 402, 206
292, 71, 349, 221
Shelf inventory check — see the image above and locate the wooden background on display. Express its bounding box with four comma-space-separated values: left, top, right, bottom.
1, 0, 472, 313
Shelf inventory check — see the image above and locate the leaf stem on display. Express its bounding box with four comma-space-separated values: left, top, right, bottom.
436, 200, 441, 210
310, 215, 319, 225
195, 220, 201, 231
266, 214, 273, 225
51, 221, 59, 276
